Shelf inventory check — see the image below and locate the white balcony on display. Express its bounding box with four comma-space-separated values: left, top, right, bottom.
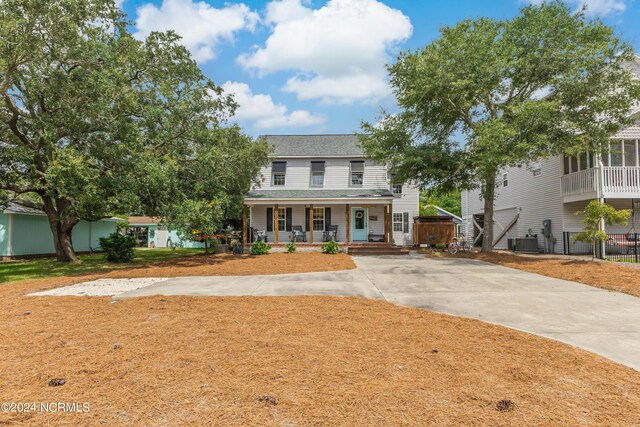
561, 166, 640, 202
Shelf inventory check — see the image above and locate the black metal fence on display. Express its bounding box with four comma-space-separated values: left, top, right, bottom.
564, 232, 640, 263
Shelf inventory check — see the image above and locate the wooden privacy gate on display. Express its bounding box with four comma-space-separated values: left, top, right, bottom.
413, 221, 454, 246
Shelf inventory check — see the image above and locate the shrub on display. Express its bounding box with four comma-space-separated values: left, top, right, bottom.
321, 241, 339, 254
250, 240, 271, 255
435, 243, 447, 250
285, 241, 297, 253
99, 232, 136, 263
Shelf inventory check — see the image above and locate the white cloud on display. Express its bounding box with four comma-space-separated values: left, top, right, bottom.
221, 81, 326, 129
237, 0, 412, 104
134, 0, 259, 62
524, 0, 628, 16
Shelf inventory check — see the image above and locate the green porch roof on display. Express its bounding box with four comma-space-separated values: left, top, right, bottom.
245, 189, 394, 200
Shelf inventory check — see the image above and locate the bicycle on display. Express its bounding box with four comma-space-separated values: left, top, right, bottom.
448, 234, 472, 254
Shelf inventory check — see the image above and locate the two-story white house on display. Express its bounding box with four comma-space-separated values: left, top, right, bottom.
461, 112, 640, 255
462, 56, 640, 255
242, 134, 420, 246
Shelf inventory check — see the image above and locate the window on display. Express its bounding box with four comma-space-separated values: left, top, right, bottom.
390, 174, 402, 194
532, 162, 541, 177
393, 212, 403, 232
571, 156, 578, 172
624, 140, 637, 167
313, 207, 325, 231
563, 156, 570, 175
310, 161, 325, 187
579, 152, 587, 171
610, 141, 623, 166
272, 161, 286, 186
502, 173, 508, 187
350, 161, 364, 186
274, 208, 286, 231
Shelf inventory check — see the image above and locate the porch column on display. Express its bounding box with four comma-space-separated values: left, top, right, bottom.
309, 204, 314, 244
274, 204, 279, 245
345, 204, 350, 244
387, 203, 393, 244
242, 204, 248, 244
384, 205, 389, 243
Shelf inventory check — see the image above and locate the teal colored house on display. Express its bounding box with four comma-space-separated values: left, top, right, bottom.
0, 202, 120, 259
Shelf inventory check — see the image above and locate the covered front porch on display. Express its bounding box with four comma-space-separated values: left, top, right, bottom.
242, 202, 395, 245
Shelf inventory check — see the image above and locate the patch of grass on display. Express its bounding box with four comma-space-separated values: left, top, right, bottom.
0, 248, 202, 284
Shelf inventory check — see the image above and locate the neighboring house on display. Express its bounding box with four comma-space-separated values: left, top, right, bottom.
461, 113, 640, 254
126, 216, 204, 249
0, 202, 119, 259
462, 56, 640, 255
243, 134, 420, 246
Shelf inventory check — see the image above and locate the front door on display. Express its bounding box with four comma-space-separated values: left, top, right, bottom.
352, 208, 368, 241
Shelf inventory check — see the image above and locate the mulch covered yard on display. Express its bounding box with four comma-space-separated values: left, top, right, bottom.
454, 251, 640, 298
1, 288, 640, 426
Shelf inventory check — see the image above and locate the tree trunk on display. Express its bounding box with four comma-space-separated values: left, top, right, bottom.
43, 197, 80, 262
481, 174, 496, 253
204, 239, 209, 254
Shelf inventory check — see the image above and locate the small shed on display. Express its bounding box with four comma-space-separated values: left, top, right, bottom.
413, 215, 455, 246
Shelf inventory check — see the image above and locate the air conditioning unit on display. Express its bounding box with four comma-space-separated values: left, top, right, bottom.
515, 237, 538, 253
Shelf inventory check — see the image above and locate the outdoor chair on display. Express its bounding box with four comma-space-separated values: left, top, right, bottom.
323, 225, 338, 242
254, 229, 267, 243
291, 225, 307, 242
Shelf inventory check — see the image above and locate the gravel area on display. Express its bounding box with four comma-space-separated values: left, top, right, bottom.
29, 278, 168, 297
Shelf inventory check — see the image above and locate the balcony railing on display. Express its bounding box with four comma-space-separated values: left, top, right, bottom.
561, 168, 597, 196
603, 166, 640, 193
561, 166, 640, 198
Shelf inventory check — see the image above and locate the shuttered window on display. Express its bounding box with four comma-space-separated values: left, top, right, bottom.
393, 213, 403, 232
313, 207, 325, 231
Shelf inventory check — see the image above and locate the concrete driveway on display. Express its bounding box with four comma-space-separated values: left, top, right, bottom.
115, 255, 640, 371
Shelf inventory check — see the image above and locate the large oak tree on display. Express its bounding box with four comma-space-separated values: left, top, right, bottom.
360, 1, 640, 252
0, 0, 268, 261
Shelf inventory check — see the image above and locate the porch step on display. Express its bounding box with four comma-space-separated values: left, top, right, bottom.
347, 246, 410, 256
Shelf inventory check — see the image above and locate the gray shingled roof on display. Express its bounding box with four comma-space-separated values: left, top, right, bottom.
3, 202, 46, 215
261, 134, 364, 157
613, 120, 640, 139
245, 189, 393, 199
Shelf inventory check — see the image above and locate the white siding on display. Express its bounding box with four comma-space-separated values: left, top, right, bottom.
461, 156, 565, 253
564, 199, 636, 234
257, 158, 387, 190
391, 182, 420, 246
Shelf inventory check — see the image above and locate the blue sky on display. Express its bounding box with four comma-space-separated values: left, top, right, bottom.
120, 0, 640, 137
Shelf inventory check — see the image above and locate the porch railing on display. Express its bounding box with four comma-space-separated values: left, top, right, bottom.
561, 166, 640, 197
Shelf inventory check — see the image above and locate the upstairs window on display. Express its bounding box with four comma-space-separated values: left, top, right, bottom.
390, 173, 402, 194
350, 161, 364, 186
532, 162, 541, 177
272, 161, 286, 186
310, 161, 325, 187
502, 173, 508, 187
